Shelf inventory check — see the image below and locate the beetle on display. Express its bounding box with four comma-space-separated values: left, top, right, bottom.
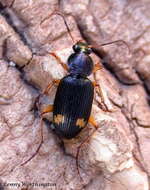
36, 12, 129, 139
52, 41, 95, 138
21, 12, 129, 180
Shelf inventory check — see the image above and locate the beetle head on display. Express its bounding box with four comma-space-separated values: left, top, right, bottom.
73, 41, 92, 55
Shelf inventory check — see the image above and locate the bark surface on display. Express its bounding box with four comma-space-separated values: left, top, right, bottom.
0, 0, 150, 190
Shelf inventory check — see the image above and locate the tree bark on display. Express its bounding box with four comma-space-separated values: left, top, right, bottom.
0, 0, 150, 190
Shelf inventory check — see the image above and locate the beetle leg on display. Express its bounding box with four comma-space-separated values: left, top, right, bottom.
93, 62, 103, 73
95, 83, 111, 112
49, 52, 68, 71
76, 116, 98, 182
76, 132, 97, 182
21, 117, 43, 166
21, 104, 54, 166
44, 79, 60, 94
34, 79, 60, 111
21, 80, 57, 166
30, 79, 58, 162
92, 81, 99, 87
42, 104, 53, 114
92, 81, 109, 111
93, 63, 110, 112
88, 115, 98, 129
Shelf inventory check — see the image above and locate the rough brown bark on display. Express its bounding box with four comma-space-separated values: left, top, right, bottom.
0, 0, 150, 190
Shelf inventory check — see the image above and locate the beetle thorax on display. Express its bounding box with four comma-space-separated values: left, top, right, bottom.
68, 52, 94, 77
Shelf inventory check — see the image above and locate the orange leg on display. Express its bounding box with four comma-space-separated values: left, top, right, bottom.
93, 62, 110, 112
95, 83, 109, 112
93, 80, 108, 112
21, 105, 54, 166
88, 115, 98, 129
21, 117, 43, 166
41, 105, 53, 115
93, 62, 103, 73
76, 116, 98, 182
44, 79, 60, 94
21, 81, 56, 166
49, 52, 68, 71
35, 79, 60, 111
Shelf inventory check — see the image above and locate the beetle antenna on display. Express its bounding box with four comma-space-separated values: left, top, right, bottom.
48, 11, 76, 44
90, 40, 131, 54
76, 128, 98, 182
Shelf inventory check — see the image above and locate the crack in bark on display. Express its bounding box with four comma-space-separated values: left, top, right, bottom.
135, 69, 150, 97
1, 11, 26, 43
9, 0, 16, 8
0, 6, 33, 53
121, 104, 150, 181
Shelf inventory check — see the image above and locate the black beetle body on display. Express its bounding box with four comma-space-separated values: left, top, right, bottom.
52, 42, 94, 139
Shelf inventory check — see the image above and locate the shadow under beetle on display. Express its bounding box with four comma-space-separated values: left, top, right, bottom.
21, 12, 130, 181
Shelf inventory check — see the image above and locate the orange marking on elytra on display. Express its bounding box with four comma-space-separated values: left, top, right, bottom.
76, 118, 86, 128
54, 114, 65, 124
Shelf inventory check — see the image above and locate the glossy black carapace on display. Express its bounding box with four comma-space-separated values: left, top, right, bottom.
52, 41, 94, 139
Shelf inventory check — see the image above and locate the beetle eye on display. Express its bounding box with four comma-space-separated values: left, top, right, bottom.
87, 48, 92, 54
73, 44, 80, 52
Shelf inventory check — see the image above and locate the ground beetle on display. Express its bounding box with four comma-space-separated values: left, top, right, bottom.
52, 41, 95, 138
21, 12, 129, 180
